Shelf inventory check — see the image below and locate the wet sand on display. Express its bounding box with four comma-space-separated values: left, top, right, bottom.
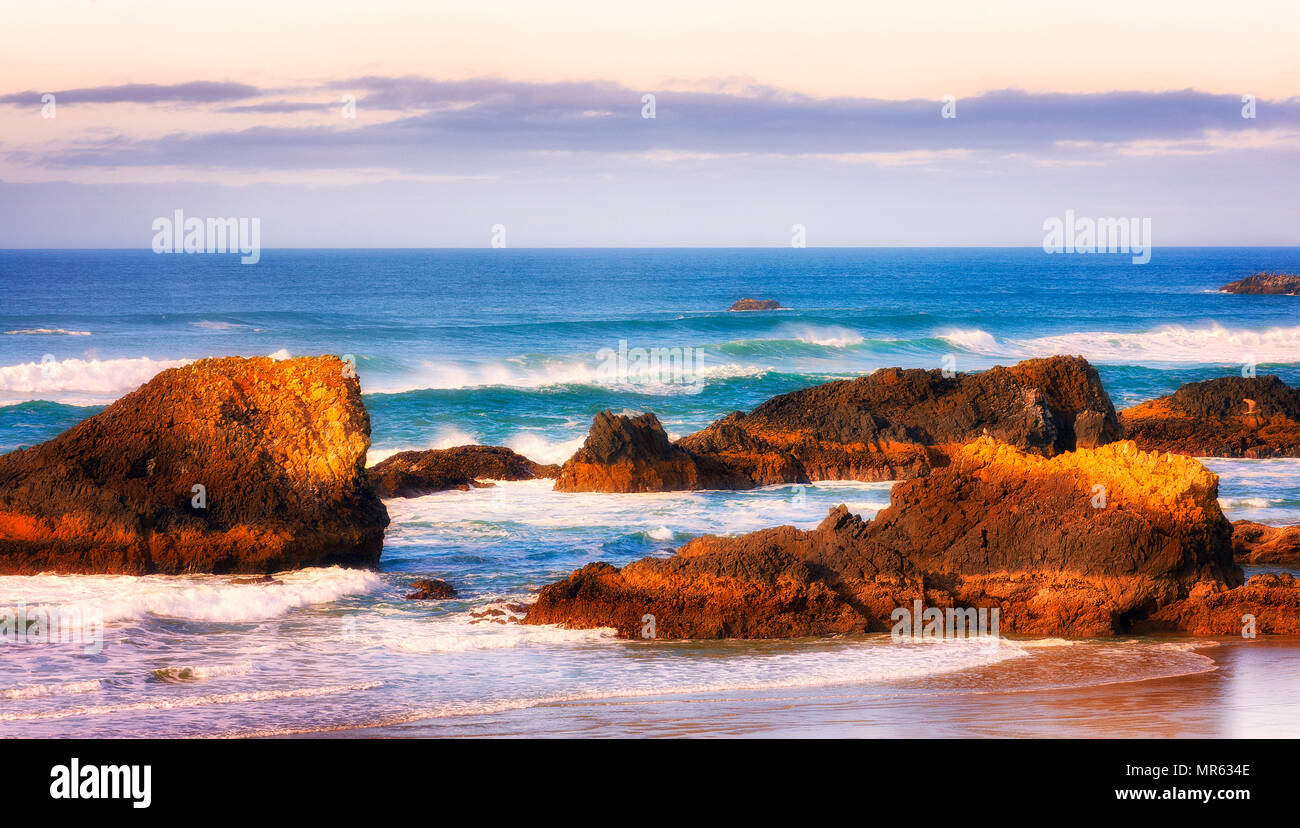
321, 638, 1300, 738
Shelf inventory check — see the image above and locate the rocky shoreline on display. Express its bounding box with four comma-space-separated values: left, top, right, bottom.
556, 355, 1122, 491
0, 352, 1296, 638
528, 439, 1300, 638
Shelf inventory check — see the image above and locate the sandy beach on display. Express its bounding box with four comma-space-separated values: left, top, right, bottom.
307, 637, 1300, 738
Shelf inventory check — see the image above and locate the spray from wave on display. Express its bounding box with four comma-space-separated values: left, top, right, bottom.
940, 323, 1300, 365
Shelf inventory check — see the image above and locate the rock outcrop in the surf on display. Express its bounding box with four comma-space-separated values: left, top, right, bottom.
0, 356, 389, 575
370, 445, 560, 498
556, 356, 1123, 492
1219, 273, 1300, 295
1232, 521, 1300, 566
1120, 376, 1300, 458
405, 578, 458, 599
728, 298, 783, 311
529, 439, 1260, 638
553, 411, 753, 492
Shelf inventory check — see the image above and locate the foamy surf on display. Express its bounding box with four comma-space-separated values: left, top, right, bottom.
0, 356, 188, 402
1, 679, 103, 700
152, 663, 255, 683
940, 323, 1300, 366
3, 328, 92, 336
381, 478, 896, 545
0, 682, 381, 723
0, 567, 383, 625
369, 614, 616, 655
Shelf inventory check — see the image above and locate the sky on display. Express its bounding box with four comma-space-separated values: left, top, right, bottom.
1, 0, 1298, 247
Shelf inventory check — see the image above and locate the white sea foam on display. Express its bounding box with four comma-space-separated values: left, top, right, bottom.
249, 636, 1030, 735
364, 356, 768, 395
773, 324, 865, 348
152, 662, 254, 682
0, 682, 380, 723
940, 323, 1300, 365
0, 356, 187, 401
0, 567, 382, 625
504, 431, 584, 466
382, 479, 895, 546
371, 613, 615, 654
0, 348, 315, 404
4, 328, 91, 336
937, 328, 1007, 354
1, 679, 103, 700
368, 430, 584, 468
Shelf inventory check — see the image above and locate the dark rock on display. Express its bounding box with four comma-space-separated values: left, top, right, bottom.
1120, 375, 1300, 457
1219, 273, 1300, 295
728, 298, 783, 311
557, 356, 1123, 491
370, 445, 560, 498
405, 578, 458, 599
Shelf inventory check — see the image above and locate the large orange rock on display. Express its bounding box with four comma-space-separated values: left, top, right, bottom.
528, 439, 1260, 638
0, 356, 389, 574
556, 356, 1122, 492
1120, 376, 1300, 457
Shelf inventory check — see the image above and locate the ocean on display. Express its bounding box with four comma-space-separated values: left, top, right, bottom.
1, 247, 1299, 737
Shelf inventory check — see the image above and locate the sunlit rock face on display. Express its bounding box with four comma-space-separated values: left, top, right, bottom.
0, 356, 388, 574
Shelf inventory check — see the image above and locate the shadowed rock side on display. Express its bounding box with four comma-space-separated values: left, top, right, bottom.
1120, 376, 1300, 457
526, 440, 1298, 638
0, 356, 389, 575
1232, 521, 1300, 566
728, 298, 783, 311
554, 411, 760, 492
556, 356, 1123, 492
1219, 273, 1300, 295
370, 445, 560, 498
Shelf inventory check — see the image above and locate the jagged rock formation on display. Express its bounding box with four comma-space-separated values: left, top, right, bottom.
0, 356, 389, 574
370, 445, 560, 498
1120, 376, 1300, 457
527, 439, 1277, 638
1219, 273, 1300, 295
556, 356, 1123, 492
